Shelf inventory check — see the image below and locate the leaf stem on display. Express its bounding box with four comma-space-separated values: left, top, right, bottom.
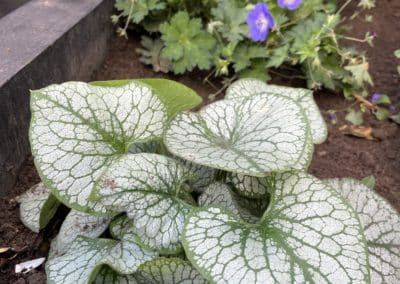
336, 0, 352, 15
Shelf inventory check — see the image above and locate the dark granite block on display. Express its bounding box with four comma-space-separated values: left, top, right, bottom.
0, 0, 114, 195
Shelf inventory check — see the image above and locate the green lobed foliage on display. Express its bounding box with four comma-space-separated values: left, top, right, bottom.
19, 78, 399, 283
113, 0, 376, 98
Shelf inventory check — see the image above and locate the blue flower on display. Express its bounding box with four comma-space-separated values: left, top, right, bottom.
277, 0, 303, 11
246, 3, 275, 42
371, 93, 381, 104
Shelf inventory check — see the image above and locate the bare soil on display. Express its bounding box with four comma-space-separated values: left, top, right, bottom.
1, 1, 399, 283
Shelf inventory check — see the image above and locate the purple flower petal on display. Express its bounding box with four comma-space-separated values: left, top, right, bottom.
371, 93, 381, 104
277, 0, 303, 11
389, 104, 397, 113
246, 3, 275, 42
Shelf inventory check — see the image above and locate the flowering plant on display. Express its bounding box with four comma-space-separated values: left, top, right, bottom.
18, 78, 400, 283
113, 0, 376, 98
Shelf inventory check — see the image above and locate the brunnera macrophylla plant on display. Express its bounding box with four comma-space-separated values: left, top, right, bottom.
18, 78, 400, 283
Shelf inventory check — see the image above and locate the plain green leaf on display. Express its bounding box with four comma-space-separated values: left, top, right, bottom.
90, 79, 202, 119
344, 62, 373, 87
238, 60, 270, 82
360, 175, 376, 189
135, 36, 171, 73
375, 107, 391, 121
232, 44, 267, 72
211, 0, 248, 44
345, 109, 363, 125
374, 94, 391, 105
266, 45, 289, 68
390, 113, 400, 124
160, 11, 216, 74
114, 0, 165, 24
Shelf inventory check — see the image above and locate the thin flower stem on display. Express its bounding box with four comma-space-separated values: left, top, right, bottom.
122, 0, 136, 37
338, 35, 368, 43
208, 76, 237, 101
322, 101, 358, 113
203, 68, 221, 91
336, 0, 352, 15
268, 70, 306, 80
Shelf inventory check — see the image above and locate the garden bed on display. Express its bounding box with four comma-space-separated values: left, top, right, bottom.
1, 1, 399, 283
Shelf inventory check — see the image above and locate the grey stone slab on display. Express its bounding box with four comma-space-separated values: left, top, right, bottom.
0, 0, 114, 195
0, 0, 29, 18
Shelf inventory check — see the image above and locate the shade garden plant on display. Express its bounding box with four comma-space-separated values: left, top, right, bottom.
113, 0, 376, 99
18, 78, 400, 283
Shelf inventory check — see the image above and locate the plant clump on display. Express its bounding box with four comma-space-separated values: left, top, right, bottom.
114, 0, 376, 98
19, 78, 399, 283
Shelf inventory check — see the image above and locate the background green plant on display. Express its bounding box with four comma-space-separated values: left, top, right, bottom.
113, 0, 375, 98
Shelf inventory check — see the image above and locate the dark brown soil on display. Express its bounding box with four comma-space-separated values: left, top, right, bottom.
1, 1, 399, 283
0, 157, 46, 284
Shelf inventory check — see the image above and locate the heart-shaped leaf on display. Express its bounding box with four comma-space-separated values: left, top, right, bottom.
165, 93, 312, 176
225, 78, 327, 144
94, 257, 206, 284
94, 266, 137, 284
199, 182, 259, 223
327, 178, 400, 283
46, 235, 157, 284
30, 81, 167, 214
16, 183, 59, 233
177, 158, 216, 193
227, 173, 269, 199
90, 79, 202, 119
109, 215, 131, 240
91, 153, 192, 254
49, 210, 111, 258
135, 257, 207, 283
182, 172, 369, 283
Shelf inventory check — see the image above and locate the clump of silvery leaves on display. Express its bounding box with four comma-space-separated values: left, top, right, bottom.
19, 78, 399, 283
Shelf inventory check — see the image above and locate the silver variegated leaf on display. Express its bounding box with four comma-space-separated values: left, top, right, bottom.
94, 266, 137, 284
109, 215, 131, 240
46, 235, 156, 284
177, 158, 216, 193
128, 140, 160, 154
92, 153, 192, 254
198, 182, 259, 223
183, 172, 369, 283
225, 78, 327, 144
135, 257, 207, 284
327, 178, 400, 284
227, 173, 269, 198
49, 210, 111, 258
165, 93, 312, 176
30, 82, 167, 214
16, 183, 59, 233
